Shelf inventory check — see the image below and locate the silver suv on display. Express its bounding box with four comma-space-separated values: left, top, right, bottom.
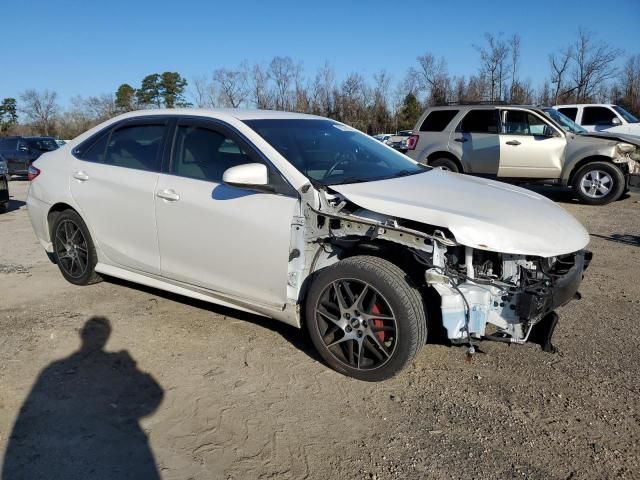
405, 104, 640, 205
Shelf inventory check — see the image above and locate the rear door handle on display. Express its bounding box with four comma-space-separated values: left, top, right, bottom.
454, 137, 468, 143
156, 189, 180, 202
73, 171, 89, 181
506, 140, 521, 146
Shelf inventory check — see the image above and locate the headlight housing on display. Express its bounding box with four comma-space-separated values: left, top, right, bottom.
0, 160, 7, 175
616, 142, 636, 154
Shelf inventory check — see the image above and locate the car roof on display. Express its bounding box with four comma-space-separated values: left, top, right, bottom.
113, 108, 326, 122
554, 104, 615, 108
433, 104, 536, 109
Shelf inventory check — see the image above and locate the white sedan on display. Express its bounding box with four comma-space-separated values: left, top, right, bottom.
27, 109, 591, 381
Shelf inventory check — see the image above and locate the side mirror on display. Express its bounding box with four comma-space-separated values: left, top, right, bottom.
543, 125, 557, 137
610, 117, 622, 126
223, 163, 273, 192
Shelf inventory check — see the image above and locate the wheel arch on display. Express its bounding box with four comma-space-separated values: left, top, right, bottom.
567, 155, 618, 185
47, 202, 80, 236
426, 151, 464, 172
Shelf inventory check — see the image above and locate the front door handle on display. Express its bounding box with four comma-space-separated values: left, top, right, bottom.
73, 171, 89, 181
454, 137, 468, 143
506, 140, 521, 146
156, 189, 180, 201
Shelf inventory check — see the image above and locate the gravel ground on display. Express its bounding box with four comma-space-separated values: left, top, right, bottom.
0, 180, 638, 479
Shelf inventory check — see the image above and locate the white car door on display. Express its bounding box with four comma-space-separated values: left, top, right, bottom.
70, 119, 168, 274
581, 106, 625, 133
498, 109, 565, 178
155, 117, 298, 308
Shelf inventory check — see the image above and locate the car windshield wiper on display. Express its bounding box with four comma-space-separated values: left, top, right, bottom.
327, 176, 373, 185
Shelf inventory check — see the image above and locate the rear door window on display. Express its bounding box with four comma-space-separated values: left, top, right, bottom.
0, 138, 17, 150
457, 109, 500, 134
557, 107, 578, 121
103, 124, 166, 172
582, 107, 617, 126
26, 138, 58, 152
419, 110, 459, 132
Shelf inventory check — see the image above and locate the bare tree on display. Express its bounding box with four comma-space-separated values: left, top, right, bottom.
413, 53, 451, 105
371, 70, 393, 133
509, 34, 521, 102
475, 33, 510, 101
212, 68, 249, 108
293, 61, 310, 113
20, 89, 59, 135
269, 56, 295, 110
335, 72, 370, 131
249, 63, 273, 109
549, 47, 573, 104
310, 62, 335, 116
83, 94, 118, 120
570, 28, 622, 102
617, 54, 640, 115
192, 75, 217, 108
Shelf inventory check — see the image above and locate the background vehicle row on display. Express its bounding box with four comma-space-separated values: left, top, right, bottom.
405, 104, 640, 205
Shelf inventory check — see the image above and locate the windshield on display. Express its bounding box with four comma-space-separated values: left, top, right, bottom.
543, 108, 587, 134
613, 106, 639, 123
243, 119, 427, 185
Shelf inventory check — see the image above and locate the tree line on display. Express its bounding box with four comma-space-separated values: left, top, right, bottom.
2, 29, 639, 139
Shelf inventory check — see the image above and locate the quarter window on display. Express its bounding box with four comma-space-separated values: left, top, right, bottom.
557, 107, 578, 121
172, 125, 257, 183
582, 107, 617, 126
419, 110, 459, 132
103, 124, 165, 172
457, 109, 500, 134
80, 134, 109, 163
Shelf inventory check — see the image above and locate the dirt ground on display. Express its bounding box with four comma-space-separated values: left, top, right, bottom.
0, 179, 638, 480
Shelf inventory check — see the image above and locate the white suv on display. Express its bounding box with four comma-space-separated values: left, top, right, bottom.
553, 104, 640, 137
27, 109, 590, 380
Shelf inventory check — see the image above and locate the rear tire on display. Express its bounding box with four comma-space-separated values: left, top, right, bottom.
571, 161, 625, 205
305, 256, 427, 381
51, 210, 102, 285
429, 157, 460, 173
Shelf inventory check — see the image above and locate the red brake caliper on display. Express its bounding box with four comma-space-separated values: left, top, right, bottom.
371, 304, 385, 343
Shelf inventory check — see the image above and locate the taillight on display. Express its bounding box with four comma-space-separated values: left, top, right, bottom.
406, 135, 419, 150
27, 165, 41, 181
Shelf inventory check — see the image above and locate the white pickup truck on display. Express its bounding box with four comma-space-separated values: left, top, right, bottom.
553, 104, 640, 137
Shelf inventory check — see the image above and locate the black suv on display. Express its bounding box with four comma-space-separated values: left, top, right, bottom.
0, 136, 59, 176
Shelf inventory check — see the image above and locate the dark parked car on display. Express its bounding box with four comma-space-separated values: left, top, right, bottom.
0, 136, 59, 176
0, 154, 9, 211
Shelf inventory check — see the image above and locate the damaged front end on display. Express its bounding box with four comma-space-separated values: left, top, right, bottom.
297, 187, 591, 353
614, 142, 640, 191
425, 247, 591, 352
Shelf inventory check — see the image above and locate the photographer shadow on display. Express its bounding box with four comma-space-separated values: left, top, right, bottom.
2, 317, 164, 480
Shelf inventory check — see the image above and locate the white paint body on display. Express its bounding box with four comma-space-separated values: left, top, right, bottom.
27, 109, 589, 329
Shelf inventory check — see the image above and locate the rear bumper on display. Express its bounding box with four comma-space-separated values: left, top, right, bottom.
27, 194, 53, 252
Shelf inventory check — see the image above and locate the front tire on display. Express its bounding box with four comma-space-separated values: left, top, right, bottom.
571, 161, 625, 205
51, 210, 102, 285
305, 256, 427, 381
429, 157, 460, 173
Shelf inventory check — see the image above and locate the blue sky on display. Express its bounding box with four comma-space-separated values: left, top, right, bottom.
1, 0, 639, 107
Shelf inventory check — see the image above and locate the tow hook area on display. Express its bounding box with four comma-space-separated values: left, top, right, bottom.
527, 312, 560, 353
